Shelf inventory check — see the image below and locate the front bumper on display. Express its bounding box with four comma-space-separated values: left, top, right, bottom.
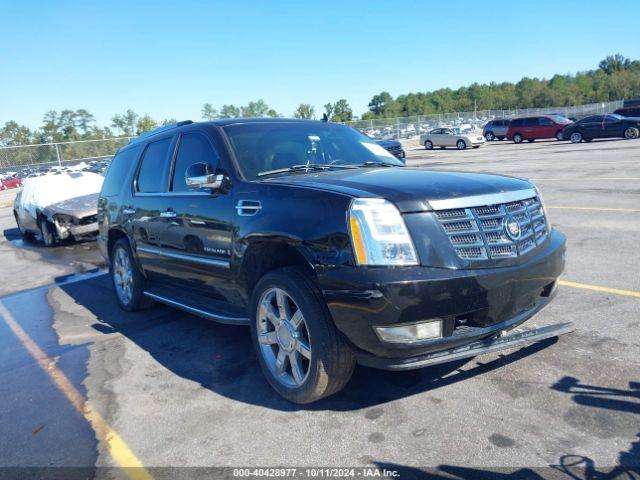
318, 229, 566, 363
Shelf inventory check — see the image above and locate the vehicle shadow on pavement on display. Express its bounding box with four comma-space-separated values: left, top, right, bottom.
61, 274, 559, 412
371, 378, 640, 479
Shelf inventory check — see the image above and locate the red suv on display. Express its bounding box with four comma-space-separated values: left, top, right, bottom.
507, 115, 572, 143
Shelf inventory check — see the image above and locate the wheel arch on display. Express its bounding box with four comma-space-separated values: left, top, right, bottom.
239, 239, 317, 302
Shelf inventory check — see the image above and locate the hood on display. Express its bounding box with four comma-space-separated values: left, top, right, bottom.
44, 193, 99, 219
263, 167, 533, 212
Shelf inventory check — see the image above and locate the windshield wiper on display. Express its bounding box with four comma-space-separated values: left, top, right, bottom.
257, 163, 356, 177
357, 161, 402, 168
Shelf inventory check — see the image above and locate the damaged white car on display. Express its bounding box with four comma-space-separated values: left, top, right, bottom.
13, 172, 103, 246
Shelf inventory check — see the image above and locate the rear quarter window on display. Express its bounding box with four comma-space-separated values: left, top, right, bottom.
101, 145, 141, 197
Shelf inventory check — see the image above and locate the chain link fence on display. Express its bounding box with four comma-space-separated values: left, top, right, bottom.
0, 99, 627, 170
0, 137, 133, 173
347, 100, 625, 139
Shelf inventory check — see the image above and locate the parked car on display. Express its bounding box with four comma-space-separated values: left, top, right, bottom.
482, 119, 510, 141
506, 115, 572, 143
420, 127, 485, 150
374, 139, 405, 161
98, 119, 571, 404
613, 106, 640, 118
1, 176, 22, 189
561, 114, 640, 143
14, 172, 103, 246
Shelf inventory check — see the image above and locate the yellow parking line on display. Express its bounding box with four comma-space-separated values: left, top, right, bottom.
0, 301, 153, 480
547, 206, 640, 212
559, 280, 640, 298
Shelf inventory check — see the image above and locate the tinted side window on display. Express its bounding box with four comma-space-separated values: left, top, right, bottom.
523, 118, 537, 127
137, 138, 173, 193
101, 145, 141, 197
511, 119, 524, 127
538, 117, 553, 126
171, 133, 219, 192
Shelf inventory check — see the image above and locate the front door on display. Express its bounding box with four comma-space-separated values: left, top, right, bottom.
155, 131, 235, 302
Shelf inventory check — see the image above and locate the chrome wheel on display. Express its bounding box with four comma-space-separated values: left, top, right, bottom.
624, 127, 639, 139
570, 132, 582, 143
513, 134, 523, 144
113, 247, 133, 306
485, 131, 494, 141
256, 287, 311, 388
424, 140, 433, 150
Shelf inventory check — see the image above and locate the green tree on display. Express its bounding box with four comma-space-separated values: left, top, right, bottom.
293, 104, 315, 119
599, 54, 632, 74
0, 121, 33, 146
136, 115, 158, 135
241, 99, 270, 117
201, 103, 219, 120
220, 104, 240, 118
330, 99, 353, 122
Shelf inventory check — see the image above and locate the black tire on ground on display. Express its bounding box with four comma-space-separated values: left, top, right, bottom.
38, 217, 55, 247
439, 146, 446, 149
498, 136, 505, 141
570, 132, 583, 143
424, 140, 433, 150
250, 266, 356, 404
624, 127, 639, 140
485, 131, 495, 141
513, 133, 523, 144
14, 211, 35, 241
528, 139, 535, 143
556, 131, 564, 141
456, 140, 467, 150
110, 238, 155, 311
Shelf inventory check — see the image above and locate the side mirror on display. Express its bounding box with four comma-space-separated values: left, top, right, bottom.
185, 163, 228, 192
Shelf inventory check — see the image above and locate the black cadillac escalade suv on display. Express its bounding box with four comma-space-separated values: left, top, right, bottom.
98, 118, 571, 403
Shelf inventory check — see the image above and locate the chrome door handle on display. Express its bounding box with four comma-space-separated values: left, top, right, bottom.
122, 208, 136, 215
160, 211, 177, 218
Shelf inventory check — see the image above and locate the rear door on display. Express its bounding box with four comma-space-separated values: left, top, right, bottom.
156, 130, 235, 301
129, 135, 178, 284
522, 118, 537, 139
603, 115, 624, 137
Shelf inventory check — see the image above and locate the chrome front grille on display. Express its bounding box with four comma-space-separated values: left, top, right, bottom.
435, 196, 548, 261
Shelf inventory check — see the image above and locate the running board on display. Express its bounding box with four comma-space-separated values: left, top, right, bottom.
357, 322, 575, 371
143, 291, 250, 326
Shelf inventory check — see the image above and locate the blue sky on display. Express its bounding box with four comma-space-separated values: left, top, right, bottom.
2, 0, 639, 129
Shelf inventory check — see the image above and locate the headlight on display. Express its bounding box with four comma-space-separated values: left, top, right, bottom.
532, 183, 551, 229
348, 198, 418, 266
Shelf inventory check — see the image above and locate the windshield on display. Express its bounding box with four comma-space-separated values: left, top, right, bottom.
222, 122, 403, 179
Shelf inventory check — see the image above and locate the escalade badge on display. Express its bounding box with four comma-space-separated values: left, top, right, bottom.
504, 217, 521, 240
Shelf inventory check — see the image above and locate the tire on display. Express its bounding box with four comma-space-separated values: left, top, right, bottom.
110, 238, 154, 311
624, 127, 639, 140
250, 266, 356, 404
570, 132, 583, 143
456, 140, 467, 150
485, 131, 495, 141
498, 136, 505, 141
14, 211, 34, 241
439, 146, 446, 149
513, 133, 523, 144
38, 217, 55, 247
424, 140, 433, 150
528, 139, 535, 143
555, 131, 564, 141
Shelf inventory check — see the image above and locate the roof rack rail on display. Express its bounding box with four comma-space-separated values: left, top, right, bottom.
129, 120, 193, 144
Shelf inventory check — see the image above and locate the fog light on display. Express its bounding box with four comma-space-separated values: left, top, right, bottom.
375, 319, 443, 343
